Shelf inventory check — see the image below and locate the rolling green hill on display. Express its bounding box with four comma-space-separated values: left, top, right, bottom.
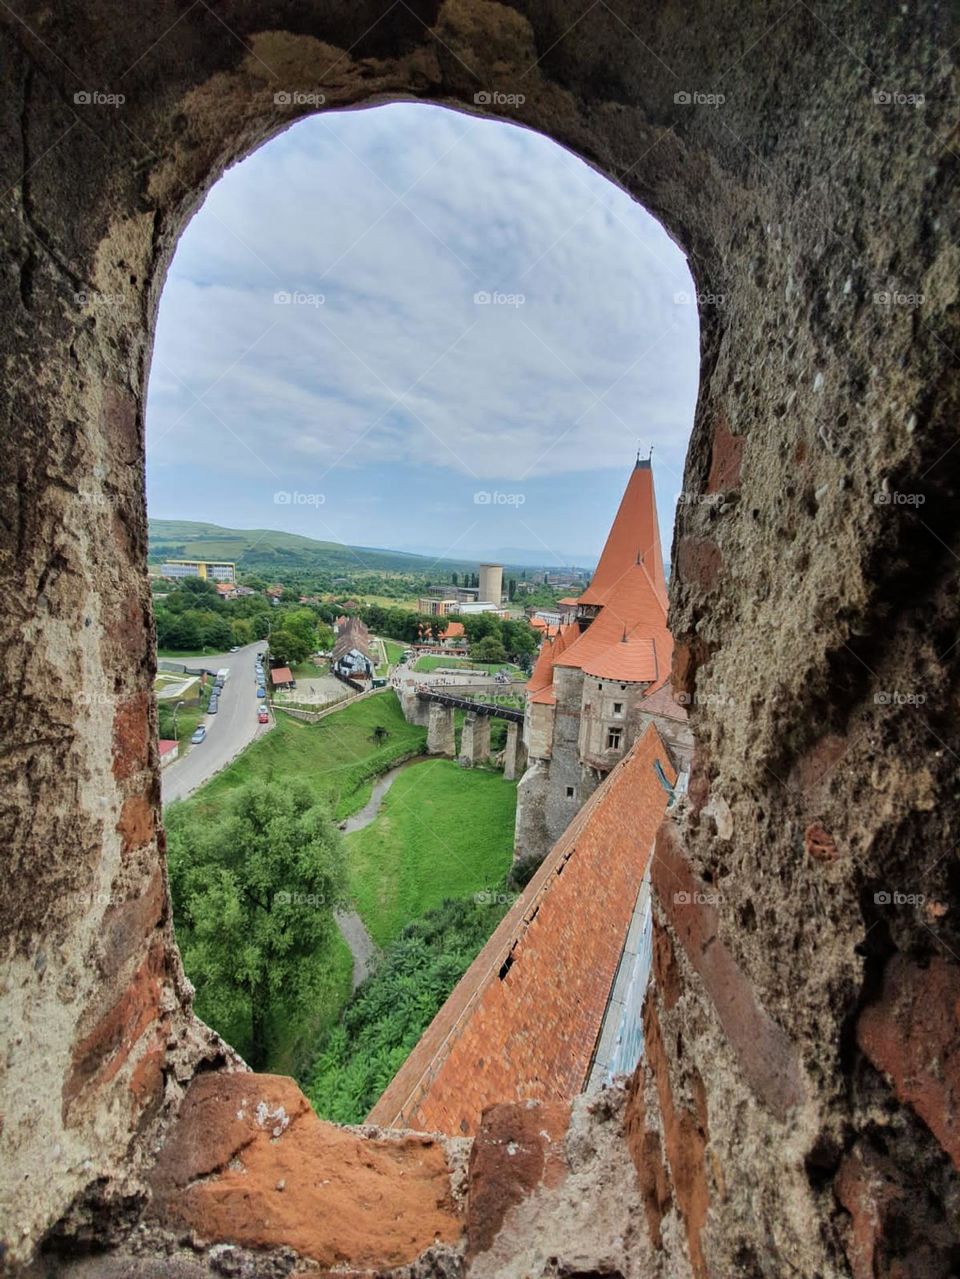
148, 519, 470, 574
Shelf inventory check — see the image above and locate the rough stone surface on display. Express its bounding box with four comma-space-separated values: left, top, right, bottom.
1, 1, 959, 1275
148, 1072, 463, 1269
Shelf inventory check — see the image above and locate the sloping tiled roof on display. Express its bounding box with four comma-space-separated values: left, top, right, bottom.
332, 616, 372, 663
270, 666, 293, 685
368, 724, 676, 1136
553, 460, 672, 691
526, 624, 578, 696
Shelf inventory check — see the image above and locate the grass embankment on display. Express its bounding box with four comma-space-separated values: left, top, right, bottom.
307, 896, 512, 1123
157, 701, 205, 747
413, 655, 522, 674
346, 760, 517, 946
180, 691, 426, 823
168, 692, 516, 1088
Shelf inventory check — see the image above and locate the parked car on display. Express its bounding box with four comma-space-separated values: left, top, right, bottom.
229, 646, 239, 653
207, 700, 218, 714
190, 726, 206, 744
258, 709, 269, 724
256, 687, 266, 698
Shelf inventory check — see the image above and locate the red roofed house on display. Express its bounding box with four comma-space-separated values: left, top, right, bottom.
270, 666, 294, 688
515, 457, 692, 862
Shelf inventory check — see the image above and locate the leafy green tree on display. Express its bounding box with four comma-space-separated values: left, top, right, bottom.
181, 577, 220, 600
268, 623, 312, 667
202, 614, 233, 650
230, 617, 255, 647
167, 780, 348, 1069
472, 634, 508, 664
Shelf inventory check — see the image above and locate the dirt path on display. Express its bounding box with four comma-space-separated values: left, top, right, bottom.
335, 756, 431, 989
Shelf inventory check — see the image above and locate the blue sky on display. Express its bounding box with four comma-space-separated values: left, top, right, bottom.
146, 103, 699, 566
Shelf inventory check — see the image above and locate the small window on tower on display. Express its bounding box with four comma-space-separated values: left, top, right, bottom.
606, 727, 623, 750
613, 701, 624, 716
565, 785, 575, 798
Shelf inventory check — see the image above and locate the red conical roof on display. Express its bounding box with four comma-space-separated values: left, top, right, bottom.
552, 460, 672, 689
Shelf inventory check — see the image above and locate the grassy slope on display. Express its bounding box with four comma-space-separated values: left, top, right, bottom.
346, 760, 517, 947
168, 691, 425, 1075
413, 655, 521, 674
381, 637, 405, 663
179, 691, 426, 823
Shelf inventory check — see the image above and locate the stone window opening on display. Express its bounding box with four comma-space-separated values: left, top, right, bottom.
5, 8, 953, 1278
606, 727, 623, 750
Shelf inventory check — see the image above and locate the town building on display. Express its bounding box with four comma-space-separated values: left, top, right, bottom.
159, 559, 236, 583
332, 615, 375, 681
417, 596, 459, 617
514, 458, 692, 863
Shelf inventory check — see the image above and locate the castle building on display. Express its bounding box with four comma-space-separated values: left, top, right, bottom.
514, 458, 692, 862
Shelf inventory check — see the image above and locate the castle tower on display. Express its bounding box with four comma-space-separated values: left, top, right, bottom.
513, 458, 691, 864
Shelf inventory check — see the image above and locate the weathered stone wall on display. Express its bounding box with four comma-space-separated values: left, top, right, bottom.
1, 0, 958, 1274
543, 665, 591, 846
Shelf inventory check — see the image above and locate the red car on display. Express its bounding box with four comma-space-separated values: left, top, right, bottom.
258, 709, 269, 724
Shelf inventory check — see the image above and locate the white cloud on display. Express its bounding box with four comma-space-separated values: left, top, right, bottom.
147, 103, 698, 494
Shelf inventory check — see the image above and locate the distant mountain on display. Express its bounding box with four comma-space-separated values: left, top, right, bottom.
148, 519, 479, 575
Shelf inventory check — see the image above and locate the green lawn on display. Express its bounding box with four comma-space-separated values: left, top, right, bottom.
177, 691, 426, 822
413, 655, 522, 675
380, 638, 405, 665
157, 702, 205, 747
346, 760, 517, 946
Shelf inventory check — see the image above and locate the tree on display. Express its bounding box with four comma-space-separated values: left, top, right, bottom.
181, 577, 220, 600
508, 578, 517, 601
472, 634, 508, 664
268, 623, 312, 667
202, 614, 233, 650
167, 780, 348, 1069
370, 725, 389, 745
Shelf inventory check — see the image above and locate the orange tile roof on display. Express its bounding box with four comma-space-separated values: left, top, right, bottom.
368, 724, 676, 1135
529, 685, 557, 705
442, 621, 465, 639
526, 624, 578, 696
557, 596, 580, 606
270, 666, 293, 684
552, 461, 672, 690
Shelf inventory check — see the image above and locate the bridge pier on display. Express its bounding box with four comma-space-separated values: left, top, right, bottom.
459, 712, 491, 768
426, 701, 455, 757
503, 720, 528, 781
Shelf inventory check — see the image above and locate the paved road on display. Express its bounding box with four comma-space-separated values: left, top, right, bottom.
161, 641, 272, 806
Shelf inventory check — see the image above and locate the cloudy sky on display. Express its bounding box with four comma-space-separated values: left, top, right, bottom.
146, 103, 699, 566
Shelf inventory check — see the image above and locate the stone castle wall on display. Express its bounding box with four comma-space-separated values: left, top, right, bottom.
2, 2, 958, 1275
